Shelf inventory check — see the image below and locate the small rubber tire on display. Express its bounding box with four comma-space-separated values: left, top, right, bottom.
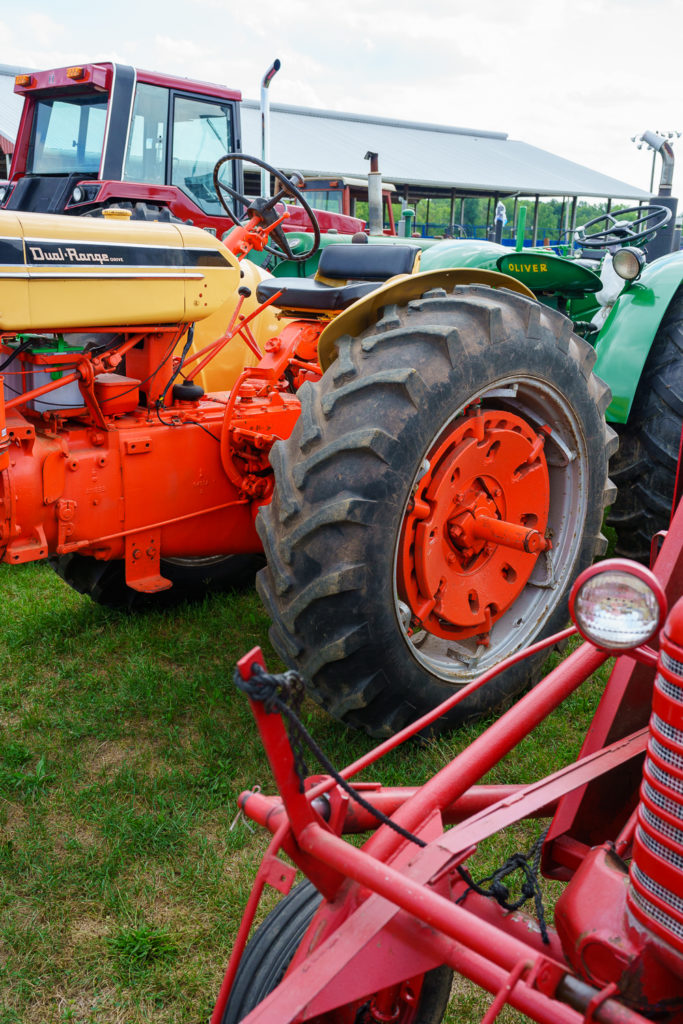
221, 881, 453, 1023
50, 552, 264, 611
257, 283, 616, 737
607, 285, 683, 561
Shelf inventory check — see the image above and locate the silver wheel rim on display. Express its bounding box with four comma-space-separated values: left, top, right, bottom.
393, 375, 588, 685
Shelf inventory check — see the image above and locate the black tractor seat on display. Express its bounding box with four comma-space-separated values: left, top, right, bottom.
256, 243, 422, 312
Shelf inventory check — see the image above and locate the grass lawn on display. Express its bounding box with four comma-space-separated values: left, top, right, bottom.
0, 562, 609, 1023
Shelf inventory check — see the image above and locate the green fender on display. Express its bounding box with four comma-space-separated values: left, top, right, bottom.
593, 250, 683, 423
419, 238, 508, 272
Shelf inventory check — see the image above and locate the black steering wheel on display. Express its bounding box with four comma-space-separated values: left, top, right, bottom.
575, 204, 671, 250
213, 153, 320, 262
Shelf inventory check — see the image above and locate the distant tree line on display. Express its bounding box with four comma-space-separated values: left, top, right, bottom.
356, 196, 630, 240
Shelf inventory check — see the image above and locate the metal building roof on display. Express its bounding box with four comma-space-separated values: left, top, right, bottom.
0, 64, 648, 202
241, 100, 649, 201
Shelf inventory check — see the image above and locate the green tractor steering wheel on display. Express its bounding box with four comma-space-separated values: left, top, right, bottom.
575, 204, 671, 250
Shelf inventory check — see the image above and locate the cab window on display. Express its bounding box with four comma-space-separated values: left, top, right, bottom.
302, 189, 342, 213
27, 95, 108, 174
171, 95, 235, 213
123, 83, 168, 184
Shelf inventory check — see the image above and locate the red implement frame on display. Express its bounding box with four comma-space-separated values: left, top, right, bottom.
213, 495, 683, 1024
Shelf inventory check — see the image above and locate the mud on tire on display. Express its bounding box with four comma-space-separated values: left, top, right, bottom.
257, 284, 616, 738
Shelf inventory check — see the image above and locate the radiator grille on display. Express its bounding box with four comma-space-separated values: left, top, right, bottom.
651, 737, 683, 773
662, 649, 683, 680
632, 864, 683, 918
637, 825, 683, 871
657, 674, 683, 704
630, 873, 683, 945
642, 804, 683, 848
652, 714, 683, 749
630, 636, 683, 956
644, 781, 683, 822
648, 761, 683, 799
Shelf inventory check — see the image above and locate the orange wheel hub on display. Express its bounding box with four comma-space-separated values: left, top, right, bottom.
397, 407, 551, 643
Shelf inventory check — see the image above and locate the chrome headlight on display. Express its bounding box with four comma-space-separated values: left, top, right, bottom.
569, 559, 666, 650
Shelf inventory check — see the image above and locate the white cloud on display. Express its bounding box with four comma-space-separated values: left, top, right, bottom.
1, 0, 681, 193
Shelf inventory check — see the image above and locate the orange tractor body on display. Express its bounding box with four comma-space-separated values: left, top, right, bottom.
0, 162, 615, 736
0, 206, 304, 591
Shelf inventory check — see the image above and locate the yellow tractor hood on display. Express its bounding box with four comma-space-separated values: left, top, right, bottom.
0, 209, 240, 331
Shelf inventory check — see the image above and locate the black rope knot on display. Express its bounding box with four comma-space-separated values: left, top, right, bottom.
234, 660, 427, 845
490, 879, 512, 903
234, 664, 305, 714
234, 664, 309, 784
456, 828, 551, 944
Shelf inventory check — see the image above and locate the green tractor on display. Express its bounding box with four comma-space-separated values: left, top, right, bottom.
419, 191, 682, 563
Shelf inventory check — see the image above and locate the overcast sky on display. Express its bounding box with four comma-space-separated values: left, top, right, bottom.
1, 0, 682, 198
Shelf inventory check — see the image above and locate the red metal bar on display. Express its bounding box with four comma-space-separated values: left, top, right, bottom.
235, 649, 331, 842
210, 821, 291, 1024
234, 820, 650, 1024
182, 291, 283, 376
614, 806, 639, 858
335, 783, 557, 832
304, 625, 577, 807
5, 369, 81, 410
3, 331, 154, 411
362, 642, 609, 863
437, 728, 647, 856
480, 960, 528, 1024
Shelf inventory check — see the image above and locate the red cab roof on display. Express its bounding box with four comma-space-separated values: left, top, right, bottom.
14, 62, 241, 102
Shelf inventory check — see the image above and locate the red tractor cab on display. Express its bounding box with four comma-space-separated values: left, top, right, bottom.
1, 63, 364, 236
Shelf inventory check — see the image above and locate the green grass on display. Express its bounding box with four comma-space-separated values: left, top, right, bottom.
0, 562, 610, 1023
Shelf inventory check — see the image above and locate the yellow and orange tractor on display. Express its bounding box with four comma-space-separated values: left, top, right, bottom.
0, 156, 615, 736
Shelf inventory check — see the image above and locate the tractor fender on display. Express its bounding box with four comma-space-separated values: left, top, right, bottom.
594, 250, 683, 423
317, 267, 535, 371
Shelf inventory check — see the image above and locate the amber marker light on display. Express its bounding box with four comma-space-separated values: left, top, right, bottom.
66, 67, 85, 80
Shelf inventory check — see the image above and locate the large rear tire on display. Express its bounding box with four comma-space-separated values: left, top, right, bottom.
257, 284, 616, 737
222, 881, 453, 1023
607, 286, 683, 561
50, 552, 264, 611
